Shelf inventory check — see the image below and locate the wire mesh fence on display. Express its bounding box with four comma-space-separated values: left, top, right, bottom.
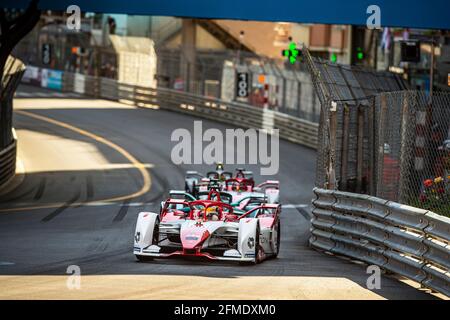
156, 48, 321, 123
304, 42, 450, 216
376, 91, 450, 216
302, 46, 408, 192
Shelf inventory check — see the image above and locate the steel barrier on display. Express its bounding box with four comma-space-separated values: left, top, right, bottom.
59, 72, 319, 149
0, 137, 16, 190
311, 187, 450, 297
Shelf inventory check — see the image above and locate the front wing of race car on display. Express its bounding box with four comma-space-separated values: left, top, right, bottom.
134, 246, 256, 262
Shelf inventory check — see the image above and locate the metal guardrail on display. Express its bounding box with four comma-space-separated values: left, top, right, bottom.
0, 57, 24, 190
311, 187, 450, 297
0, 138, 16, 189
59, 72, 319, 149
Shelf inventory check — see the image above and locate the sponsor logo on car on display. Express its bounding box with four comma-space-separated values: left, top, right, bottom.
247, 237, 255, 249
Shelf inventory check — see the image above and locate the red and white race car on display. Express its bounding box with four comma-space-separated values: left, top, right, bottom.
223, 177, 280, 204
133, 190, 281, 264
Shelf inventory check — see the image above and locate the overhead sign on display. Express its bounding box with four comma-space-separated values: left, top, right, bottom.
236, 72, 249, 98
3, 0, 450, 30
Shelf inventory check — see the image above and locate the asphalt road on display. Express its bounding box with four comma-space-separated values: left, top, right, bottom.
0, 85, 438, 299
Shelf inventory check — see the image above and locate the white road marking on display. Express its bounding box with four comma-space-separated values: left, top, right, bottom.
0, 262, 15, 266
283, 204, 309, 209
15, 91, 83, 99
3, 202, 154, 208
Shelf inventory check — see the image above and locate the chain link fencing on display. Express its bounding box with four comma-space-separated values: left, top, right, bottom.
302, 46, 408, 192
303, 45, 450, 216
376, 91, 450, 216
155, 48, 321, 123
14, 25, 322, 124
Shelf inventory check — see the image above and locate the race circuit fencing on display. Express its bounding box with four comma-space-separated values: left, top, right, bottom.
311, 187, 450, 297
0, 57, 24, 189
375, 91, 450, 217
21, 67, 319, 149
156, 48, 322, 123
301, 46, 408, 193
301, 46, 450, 217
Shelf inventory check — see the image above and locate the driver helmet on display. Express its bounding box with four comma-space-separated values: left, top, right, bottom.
206, 206, 220, 221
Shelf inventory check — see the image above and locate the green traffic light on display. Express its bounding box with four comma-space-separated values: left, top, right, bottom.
282, 42, 299, 64
330, 53, 337, 63
357, 47, 364, 60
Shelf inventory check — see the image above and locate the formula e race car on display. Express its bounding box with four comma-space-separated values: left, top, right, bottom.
223, 178, 280, 204
133, 190, 281, 264
159, 189, 234, 213
185, 163, 232, 194
184, 164, 253, 196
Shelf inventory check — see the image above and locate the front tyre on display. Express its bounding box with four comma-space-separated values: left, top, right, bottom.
273, 221, 281, 258
135, 218, 160, 262
239, 222, 263, 266
254, 223, 264, 264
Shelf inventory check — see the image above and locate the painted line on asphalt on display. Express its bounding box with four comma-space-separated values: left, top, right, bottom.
282, 204, 308, 209
0, 201, 153, 208
0, 110, 152, 213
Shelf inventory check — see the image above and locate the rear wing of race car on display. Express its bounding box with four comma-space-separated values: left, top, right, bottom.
243, 171, 254, 180
235, 168, 253, 180
197, 190, 233, 204
169, 190, 196, 201
185, 171, 204, 179
254, 180, 279, 191
231, 194, 268, 207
